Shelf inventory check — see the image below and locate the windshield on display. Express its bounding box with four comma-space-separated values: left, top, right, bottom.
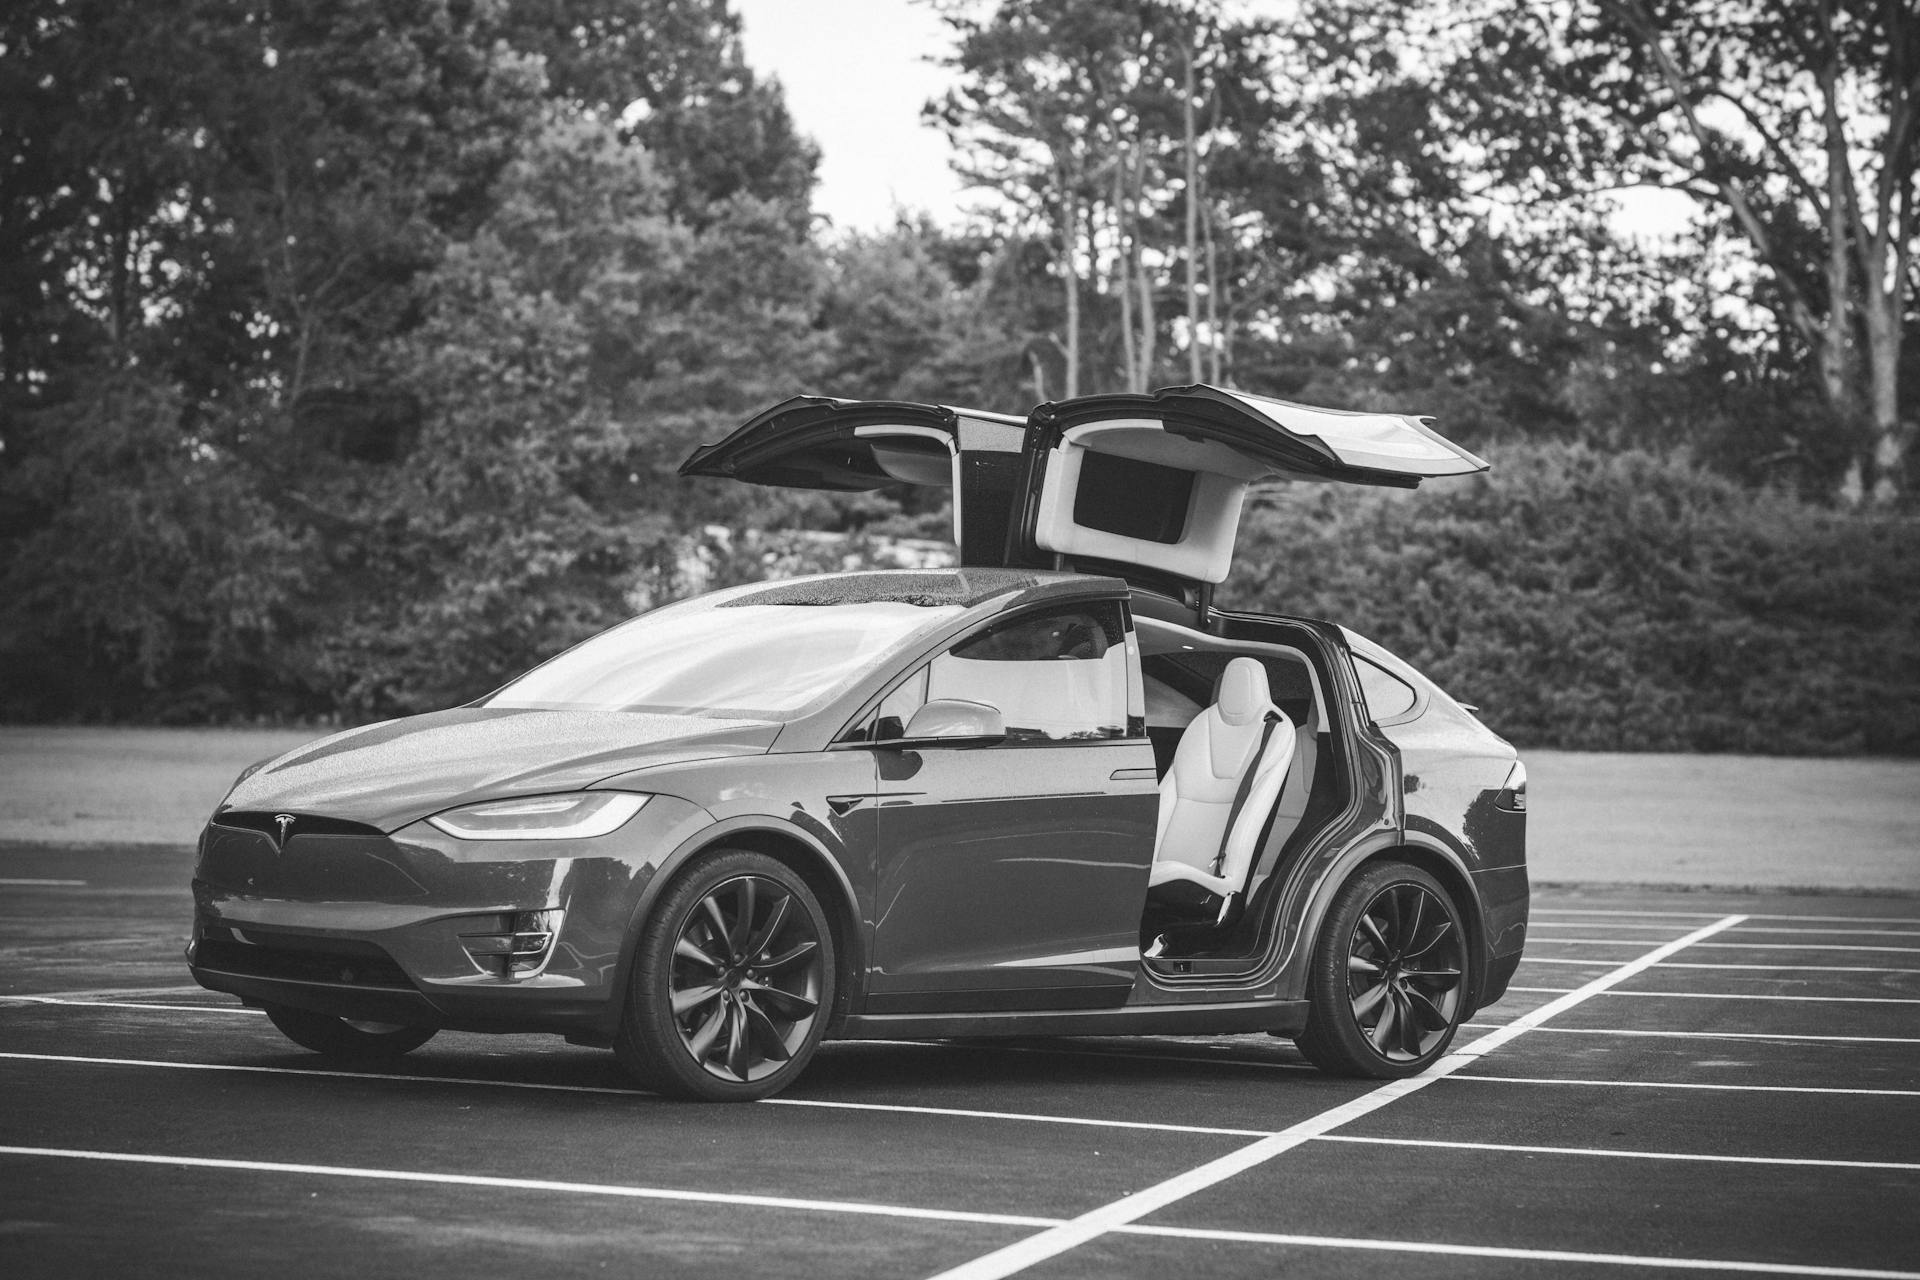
483, 595, 964, 718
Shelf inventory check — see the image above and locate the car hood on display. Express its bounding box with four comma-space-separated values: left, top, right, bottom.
217, 707, 779, 831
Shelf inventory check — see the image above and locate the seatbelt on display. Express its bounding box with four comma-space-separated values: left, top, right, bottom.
1211, 712, 1282, 878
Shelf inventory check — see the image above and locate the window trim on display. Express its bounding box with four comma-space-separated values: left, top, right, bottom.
1133, 617, 1330, 738
1352, 653, 1425, 727
834, 597, 1139, 746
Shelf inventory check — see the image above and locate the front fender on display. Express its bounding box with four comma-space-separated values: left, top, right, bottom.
599, 812, 866, 1037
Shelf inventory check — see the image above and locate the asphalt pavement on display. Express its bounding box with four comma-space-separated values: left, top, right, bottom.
2, 846, 1917, 1279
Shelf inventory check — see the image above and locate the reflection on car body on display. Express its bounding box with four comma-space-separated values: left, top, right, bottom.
188, 383, 1528, 1101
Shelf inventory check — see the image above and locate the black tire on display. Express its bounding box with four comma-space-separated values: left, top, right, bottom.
265, 1005, 437, 1063
1294, 861, 1469, 1078
614, 849, 835, 1102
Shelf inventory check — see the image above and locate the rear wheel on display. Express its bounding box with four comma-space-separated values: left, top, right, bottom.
265, 1005, 436, 1063
1295, 862, 1468, 1077
614, 849, 835, 1102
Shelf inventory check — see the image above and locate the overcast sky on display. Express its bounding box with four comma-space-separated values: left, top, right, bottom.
731, 0, 1690, 241
733, 0, 966, 233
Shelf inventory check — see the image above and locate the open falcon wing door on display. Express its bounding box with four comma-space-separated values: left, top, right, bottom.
678, 395, 1029, 567
1011, 383, 1489, 614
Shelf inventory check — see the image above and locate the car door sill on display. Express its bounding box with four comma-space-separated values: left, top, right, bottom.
835, 999, 1307, 1041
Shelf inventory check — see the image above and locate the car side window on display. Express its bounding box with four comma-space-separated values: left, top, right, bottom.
1355, 656, 1418, 721
927, 602, 1128, 742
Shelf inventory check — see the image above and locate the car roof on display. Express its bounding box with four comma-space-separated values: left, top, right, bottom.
715, 568, 1128, 613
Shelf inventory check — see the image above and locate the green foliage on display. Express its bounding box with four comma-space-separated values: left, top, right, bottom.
0, 369, 316, 721
1223, 444, 1920, 755
820, 220, 1031, 412
1, 0, 1913, 756
298, 116, 683, 716
0, 0, 827, 723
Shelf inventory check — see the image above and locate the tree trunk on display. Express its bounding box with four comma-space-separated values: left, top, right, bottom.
1609, 0, 1915, 504
1863, 260, 1906, 503
1133, 143, 1156, 393
1061, 181, 1080, 400
1820, 76, 1864, 505
1201, 168, 1220, 383
1183, 37, 1201, 384
1220, 265, 1234, 384
1114, 148, 1137, 392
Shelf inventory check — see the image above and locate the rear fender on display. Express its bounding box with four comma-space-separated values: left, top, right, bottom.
1289, 830, 1489, 1015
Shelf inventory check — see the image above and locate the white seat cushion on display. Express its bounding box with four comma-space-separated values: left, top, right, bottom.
1149, 657, 1296, 913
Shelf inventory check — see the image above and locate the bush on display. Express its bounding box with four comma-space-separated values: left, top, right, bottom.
1221, 442, 1920, 756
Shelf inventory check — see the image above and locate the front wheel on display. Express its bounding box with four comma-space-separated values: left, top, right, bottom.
265, 1005, 437, 1063
614, 850, 835, 1102
1294, 862, 1469, 1078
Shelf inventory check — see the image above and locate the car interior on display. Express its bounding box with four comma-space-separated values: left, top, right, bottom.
1135, 615, 1349, 965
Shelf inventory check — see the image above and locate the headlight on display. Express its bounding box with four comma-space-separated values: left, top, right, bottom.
426, 792, 650, 841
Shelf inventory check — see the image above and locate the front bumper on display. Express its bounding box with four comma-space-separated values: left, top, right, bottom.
187, 793, 714, 1034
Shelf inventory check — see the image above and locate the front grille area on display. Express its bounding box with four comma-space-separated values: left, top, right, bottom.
197, 822, 429, 901
194, 936, 414, 989
214, 812, 386, 839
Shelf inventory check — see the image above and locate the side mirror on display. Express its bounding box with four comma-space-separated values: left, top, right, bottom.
898, 699, 1005, 746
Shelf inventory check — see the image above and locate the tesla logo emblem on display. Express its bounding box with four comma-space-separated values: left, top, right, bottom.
273, 814, 296, 849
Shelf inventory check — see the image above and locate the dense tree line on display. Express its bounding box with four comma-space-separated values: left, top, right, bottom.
1, 0, 1915, 750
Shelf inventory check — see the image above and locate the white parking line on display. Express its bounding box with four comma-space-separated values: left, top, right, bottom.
768, 1097, 1267, 1136
1522, 956, 1637, 964
5, 1142, 1911, 1279
923, 913, 1748, 1280
1728, 927, 1920, 938
1525, 959, 1920, 975
0, 878, 87, 886
1507, 986, 1920, 1005
1535, 908, 1920, 926
0, 1051, 1275, 1139
1529, 922, 1920, 938
0, 997, 261, 1015
1, 985, 208, 1001
1463, 1024, 1920, 1045
1114, 1222, 1920, 1279
1659, 962, 1920, 973
1528, 922, 1696, 930
1314, 1134, 1920, 1172
1445, 1075, 1920, 1099
0, 1145, 1060, 1229
1536, 941, 1920, 954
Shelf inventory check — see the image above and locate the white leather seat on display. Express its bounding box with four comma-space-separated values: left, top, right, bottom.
1148, 657, 1296, 923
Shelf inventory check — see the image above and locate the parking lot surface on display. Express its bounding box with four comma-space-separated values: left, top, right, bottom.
2, 845, 1917, 1278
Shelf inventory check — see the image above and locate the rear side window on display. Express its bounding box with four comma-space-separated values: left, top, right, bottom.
1071, 452, 1194, 543
1355, 656, 1418, 721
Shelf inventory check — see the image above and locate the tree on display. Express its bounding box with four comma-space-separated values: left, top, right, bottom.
820, 219, 1029, 408
1430, 0, 1919, 502
0, 0, 547, 719
927, 0, 1280, 395
501, 0, 818, 230
304, 115, 684, 712
0, 0, 830, 720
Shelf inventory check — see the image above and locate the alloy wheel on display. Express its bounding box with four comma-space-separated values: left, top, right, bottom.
1344, 881, 1465, 1062
667, 873, 824, 1083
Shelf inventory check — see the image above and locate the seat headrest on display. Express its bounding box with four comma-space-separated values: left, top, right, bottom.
1215, 656, 1272, 726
